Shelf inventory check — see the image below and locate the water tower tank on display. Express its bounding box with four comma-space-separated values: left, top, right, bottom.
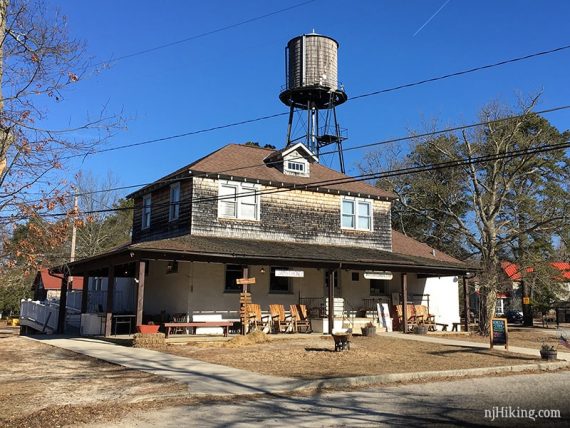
279, 33, 347, 109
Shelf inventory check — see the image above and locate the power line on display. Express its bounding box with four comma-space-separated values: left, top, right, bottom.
10, 103, 568, 205
350, 44, 570, 101
4, 139, 568, 222
93, 1, 317, 67
62, 43, 570, 159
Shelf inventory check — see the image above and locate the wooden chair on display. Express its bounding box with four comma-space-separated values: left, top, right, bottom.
171, 313, 188, 334
394, 304, 419, 332
290, 304, 312, 333
269, 304, 293, 333
414, 305, 436, 331
246, 303, 270, 333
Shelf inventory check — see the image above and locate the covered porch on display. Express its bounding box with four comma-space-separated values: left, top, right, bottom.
49, 235, 473, 337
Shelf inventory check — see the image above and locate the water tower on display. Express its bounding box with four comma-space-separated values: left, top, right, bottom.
279, 32, 348, 173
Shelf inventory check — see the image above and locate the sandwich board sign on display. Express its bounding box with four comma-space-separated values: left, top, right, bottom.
490, 318, 508, 350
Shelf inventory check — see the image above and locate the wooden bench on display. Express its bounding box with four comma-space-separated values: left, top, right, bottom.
164, 321, 233, 338
451, 322, 479, 332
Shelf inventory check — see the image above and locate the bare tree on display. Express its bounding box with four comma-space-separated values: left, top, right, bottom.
0, 0, 120, 232
73, 171, 132, 258
361, 97, 570, 333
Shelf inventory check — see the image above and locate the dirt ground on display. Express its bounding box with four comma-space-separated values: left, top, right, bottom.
164, 332, 541, 380
445, 326, 567, 349
0, 332, 189, 428
0, 327, 561, 427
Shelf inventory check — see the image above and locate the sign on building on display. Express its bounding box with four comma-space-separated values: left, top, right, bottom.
275, 270, 304, 278
364, 271, 393, 280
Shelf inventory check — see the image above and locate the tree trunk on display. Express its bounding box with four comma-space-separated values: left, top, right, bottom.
0, 0, 8, 178
521, 279, 533, 326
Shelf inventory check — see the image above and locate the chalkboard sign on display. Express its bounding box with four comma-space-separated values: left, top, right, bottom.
490, 318, 508, 349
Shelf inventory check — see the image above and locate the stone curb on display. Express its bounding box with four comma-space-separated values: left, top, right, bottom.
289, 360, 569, 392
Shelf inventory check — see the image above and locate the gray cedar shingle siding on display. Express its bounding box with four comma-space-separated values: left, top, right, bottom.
132, 179, 193, 243
190, 177, 392, 251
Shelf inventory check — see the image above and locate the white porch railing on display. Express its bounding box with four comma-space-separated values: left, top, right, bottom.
20, 300, 59, 333
20, 299, 82, 333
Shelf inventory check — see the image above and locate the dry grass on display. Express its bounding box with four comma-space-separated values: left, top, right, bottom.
445, 327, 564, 349
164, 333, 541, 380
0, 335, 187, 427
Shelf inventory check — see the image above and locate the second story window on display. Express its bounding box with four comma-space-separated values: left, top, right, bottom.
286, 161, 305, 173
341, 197, 373, 231
169, 182, 181, 221
218, 181, 260, 221
142, 194, 151, 229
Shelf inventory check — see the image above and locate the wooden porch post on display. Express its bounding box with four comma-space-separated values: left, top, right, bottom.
241, 266, 249, 335
104, 265, 115, 337
135, 261, 146, 326
80, 273, 89, 314
57, 272, 69, 334
463, 276, 470, 332
328, 269, 335, 334
401, 272, 408, 333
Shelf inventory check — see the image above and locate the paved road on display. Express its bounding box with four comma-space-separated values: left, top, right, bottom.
91, 371, 570, 427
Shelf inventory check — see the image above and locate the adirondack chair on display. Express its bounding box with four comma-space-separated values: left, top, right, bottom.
414, 305, 436, 331
246, 303, 270, 333
290, 304, 312, 333
269, 304, 293, 333
394, 304, 419, 332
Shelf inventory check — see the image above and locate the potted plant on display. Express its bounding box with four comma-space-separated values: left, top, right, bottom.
136, 321, 160, 334
361, 321, 377, 336
414, 321, 428, 335
540, 343, 557, 361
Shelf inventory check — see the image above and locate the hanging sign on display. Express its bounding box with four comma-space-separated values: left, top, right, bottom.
490, 318, 508, 350
275, 270, 304, 278
364, 271, 393, 280
236, 277, 256, 285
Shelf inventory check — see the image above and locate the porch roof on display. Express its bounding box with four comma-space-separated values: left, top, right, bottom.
56, 235, 472, 277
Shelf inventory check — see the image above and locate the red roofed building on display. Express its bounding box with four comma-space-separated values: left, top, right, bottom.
31, 268, 84, 301
501, 261, 570, 282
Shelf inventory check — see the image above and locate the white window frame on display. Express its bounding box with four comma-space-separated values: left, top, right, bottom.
285, 161, 305, 173
142, 194, 151, 229
169, 182, 181, 222
340, 197, 373, 231
218, 181, 260, 221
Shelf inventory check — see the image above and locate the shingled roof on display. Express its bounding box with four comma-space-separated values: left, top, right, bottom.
59, 231, 469, 276
129, 144, 395, 200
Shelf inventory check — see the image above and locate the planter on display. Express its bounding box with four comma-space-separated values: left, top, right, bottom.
414, 324, 428, 335
136, 324, 160, 334
540, 349, 557, 361
361, 326, 376, 336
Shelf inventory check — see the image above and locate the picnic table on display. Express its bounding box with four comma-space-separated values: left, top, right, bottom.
163, 321, 233, 338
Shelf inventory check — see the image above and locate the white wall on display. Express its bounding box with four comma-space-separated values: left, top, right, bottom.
143, 262, 326, 318
86, 277, 136, 313
407, 275, 460, 328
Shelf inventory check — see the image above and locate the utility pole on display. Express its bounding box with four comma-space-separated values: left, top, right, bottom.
68, 194, 78, 291
70, 194, 78, 263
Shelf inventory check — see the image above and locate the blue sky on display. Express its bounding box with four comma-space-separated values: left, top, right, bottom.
41, 0, 570, 194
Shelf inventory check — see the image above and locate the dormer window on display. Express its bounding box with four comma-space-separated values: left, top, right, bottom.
263, 142, 316, 177
286, 161, 305, 173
